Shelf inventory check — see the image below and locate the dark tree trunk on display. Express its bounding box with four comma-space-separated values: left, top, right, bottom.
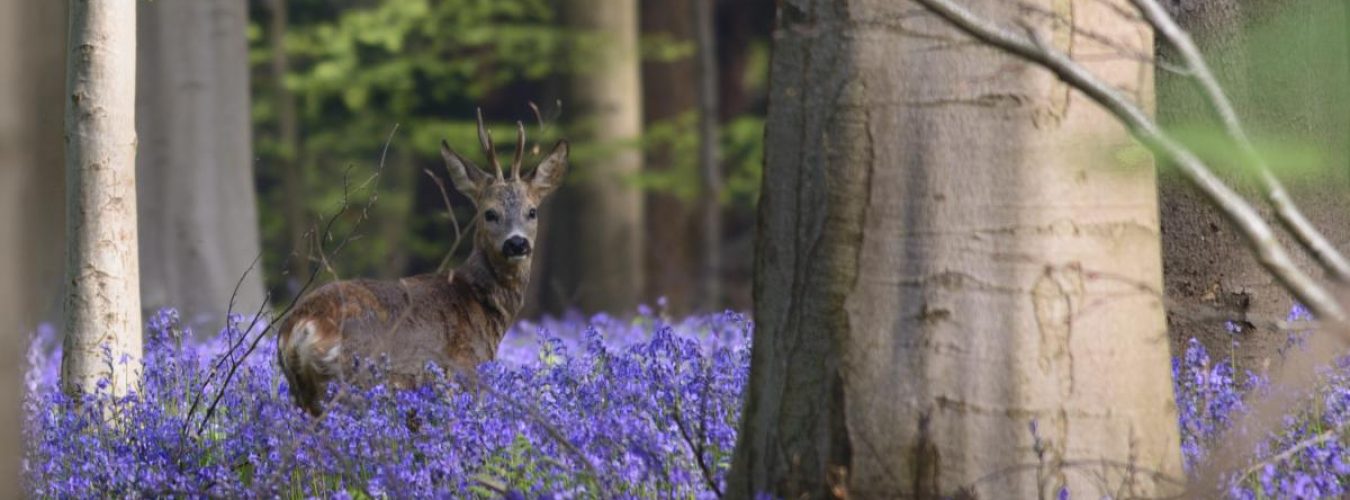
640, 0, 699, 313
268, 0, 310, 297
693, 0, 723, 312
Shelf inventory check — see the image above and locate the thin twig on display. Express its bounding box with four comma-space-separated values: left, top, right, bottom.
671, 401, 722, 497
909, 0, 1347, 323
1013, 1, 1190, 75
438, 219, 476, 274
187, 125, 400, 436
1128, 0, 1350, 283
1239, 422, 1349, 481
421, 167, 475, 273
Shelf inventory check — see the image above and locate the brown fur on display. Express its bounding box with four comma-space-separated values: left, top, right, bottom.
276, 251, 527, 414
277, 121, 567, 415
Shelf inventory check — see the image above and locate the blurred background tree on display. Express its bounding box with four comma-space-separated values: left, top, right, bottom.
138, 0, 267, 328
247, 0, 771, 317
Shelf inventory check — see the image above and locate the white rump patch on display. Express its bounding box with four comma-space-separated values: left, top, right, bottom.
322, 344, 343, 365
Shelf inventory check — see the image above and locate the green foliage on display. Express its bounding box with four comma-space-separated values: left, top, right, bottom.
1162, 126, 1328, 179
250, 0, 569, 292
250, 0, 768, 297
1156, 0, 1349, 183
634, 112, 765, 208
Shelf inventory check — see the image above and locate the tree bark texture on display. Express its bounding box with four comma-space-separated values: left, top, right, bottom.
1158, 0, 1350, 371
63, 0, 143, 397
542, 0, 646, 314
729, 1, 1182, 497
136, 0, 266, 331
640, 0, 699, 313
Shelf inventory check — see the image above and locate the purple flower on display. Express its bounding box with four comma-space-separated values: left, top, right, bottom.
25, 307, 751, 497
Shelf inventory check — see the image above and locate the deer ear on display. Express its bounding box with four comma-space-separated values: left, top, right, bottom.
526, 140, 569, 198
441, 139, 487, 200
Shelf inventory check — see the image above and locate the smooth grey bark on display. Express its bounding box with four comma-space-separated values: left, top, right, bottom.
2, 0, 64, 479
136, 0, 266, 331
545, 0, 646, 314
0, 4, 20, 485
729, 0, 1181, 497
0, 18, 59, 472
63, 0, 143, 397
1158, 0, 1350, 370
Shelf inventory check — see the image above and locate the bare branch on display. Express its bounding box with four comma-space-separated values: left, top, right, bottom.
908, 0, 1347, 323
1129, 0, 1350, 283
1013, 1, 1190, 75
422, 168, 463, 264
1239, 421, 1349, 482
185, 125, 401, 436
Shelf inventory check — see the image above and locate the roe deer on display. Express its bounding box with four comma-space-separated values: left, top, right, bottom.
277, 111, 568, 415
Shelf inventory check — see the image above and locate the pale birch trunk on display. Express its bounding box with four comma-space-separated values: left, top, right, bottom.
729, 0, 1182, 497
62, 0, 143, 397
548, 0, 645, 313
137, 0, 266, 330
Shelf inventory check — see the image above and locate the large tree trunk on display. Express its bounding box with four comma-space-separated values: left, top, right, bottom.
729, 1, 1182, 497
62, 0, 143, 397
136, 0, 266, 331
268, 0, 309, 297
693, 0, 723, 312
545, 0, 645, 314
640, 0, 699, 314
0, 0, 59, 483
2, 0, 65, 479
1158, 0, 1350, 370
5, 1, 68, 333
0, 4, 20, 483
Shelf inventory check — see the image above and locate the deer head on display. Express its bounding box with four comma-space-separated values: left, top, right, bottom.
439, 109, 568, 271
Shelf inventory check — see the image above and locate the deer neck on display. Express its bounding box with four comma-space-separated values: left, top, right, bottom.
454, 248, 530, 335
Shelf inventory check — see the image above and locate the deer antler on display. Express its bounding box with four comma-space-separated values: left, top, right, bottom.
476, 108, 503, 180
511, 121, 526, 180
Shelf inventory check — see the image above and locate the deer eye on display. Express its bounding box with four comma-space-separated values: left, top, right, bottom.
484, 210, 500, 223
527, 208, 537, 220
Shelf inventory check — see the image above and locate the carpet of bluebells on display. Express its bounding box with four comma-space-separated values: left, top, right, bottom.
25, 306, 750, 497
23, 301, 1350, 497
1174, 304, 1350, 498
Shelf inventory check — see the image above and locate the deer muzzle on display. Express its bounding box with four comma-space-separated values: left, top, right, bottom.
502, 235, 531, 259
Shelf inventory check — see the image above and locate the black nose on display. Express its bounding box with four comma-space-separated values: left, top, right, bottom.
502, 236, 531, 258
